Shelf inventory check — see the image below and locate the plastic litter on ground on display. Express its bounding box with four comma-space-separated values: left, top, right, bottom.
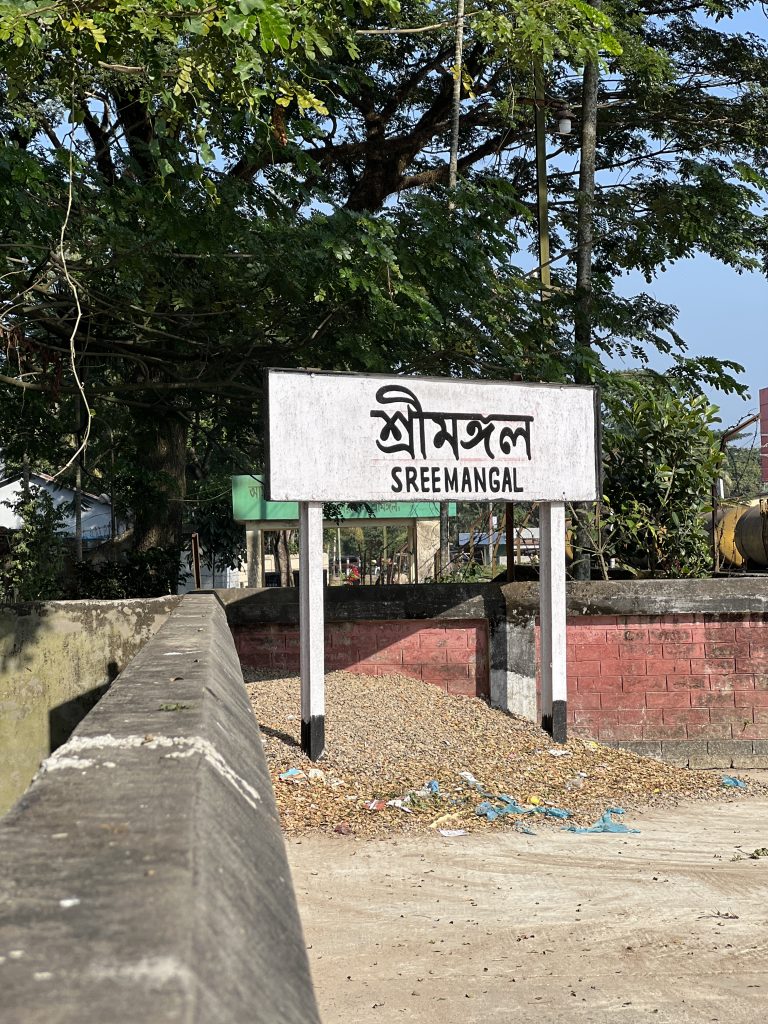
244, 669, 756, 838
722, 775, 749, 789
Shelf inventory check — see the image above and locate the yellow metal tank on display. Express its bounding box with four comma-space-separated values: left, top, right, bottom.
710, 503, 752, 568
734, 499, 768, 567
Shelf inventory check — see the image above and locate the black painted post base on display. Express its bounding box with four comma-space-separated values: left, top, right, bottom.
301, 716, 325, 761
552, 700, 567, 744
541, 701, 567, 744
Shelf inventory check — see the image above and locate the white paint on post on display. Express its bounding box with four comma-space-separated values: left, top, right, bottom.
299, 501, 325, 760
539, 501, 567, 742
245, 525, 262, 587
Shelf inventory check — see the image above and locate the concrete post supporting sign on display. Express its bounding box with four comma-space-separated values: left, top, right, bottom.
539, 501, 567, 741
266, 370, 599, 749
245, 524, 263, 587
299, 501, 325, 759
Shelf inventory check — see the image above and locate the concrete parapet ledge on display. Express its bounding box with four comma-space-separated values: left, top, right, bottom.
0, 593, 319, 1024
558, 578, 768, 617
217, 581, 506, 625
219, 577, 768, 623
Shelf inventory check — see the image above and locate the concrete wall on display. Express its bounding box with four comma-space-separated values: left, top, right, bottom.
0, 593, 319, 1024
0, 596, 180, 816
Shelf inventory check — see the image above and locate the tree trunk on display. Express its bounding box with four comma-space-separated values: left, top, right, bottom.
74, 393, 84, 563
132, 407, 187, 553
439, 504, 450, 576
571, 50, 601, 581
274, 529, 294, 587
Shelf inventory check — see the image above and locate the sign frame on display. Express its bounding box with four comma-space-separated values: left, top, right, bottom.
265, 368, 601, 758
265, 368, 601, 505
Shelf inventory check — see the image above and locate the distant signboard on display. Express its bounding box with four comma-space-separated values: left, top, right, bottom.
761, 387, 768, 485
231, 475, 455, 523
266, 370, 600, 503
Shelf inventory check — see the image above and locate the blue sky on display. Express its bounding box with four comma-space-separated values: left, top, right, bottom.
607, 4, 768, 433
613, 260, 767, 432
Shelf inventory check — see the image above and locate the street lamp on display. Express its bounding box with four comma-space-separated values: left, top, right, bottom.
533, 80, 574, 301
555, 104, 574, 136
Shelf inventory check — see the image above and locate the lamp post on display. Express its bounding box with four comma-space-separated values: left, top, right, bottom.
533, 67, 573, 302
534, 64, 552, 303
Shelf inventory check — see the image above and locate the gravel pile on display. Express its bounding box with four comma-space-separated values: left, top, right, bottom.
245, 670, 751, 838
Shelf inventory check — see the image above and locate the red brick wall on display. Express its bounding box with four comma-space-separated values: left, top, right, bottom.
231, 619, 489, 698
568, 614, 768, 745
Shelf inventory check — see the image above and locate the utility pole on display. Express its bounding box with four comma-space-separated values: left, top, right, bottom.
571, 47, 601, 581
440, 0, 465, 576
514, 62, 553, 585
74, 392, 83, 563
448, 0, 465, 195
533, 62, 551, 303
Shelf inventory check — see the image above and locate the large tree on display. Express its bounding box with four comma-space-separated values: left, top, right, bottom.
0, 0, 763, 568
0, 0, 615, 552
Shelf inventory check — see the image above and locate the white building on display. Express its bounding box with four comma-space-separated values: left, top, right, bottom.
0, 472, 117, 545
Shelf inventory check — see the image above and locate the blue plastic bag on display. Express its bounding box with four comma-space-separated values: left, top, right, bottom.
539, 805, 571, 820
564, 807, 640, 834
465, 772, 571, 824
475, 798, 526, 821
722, 775, 748, 790
475, 797, 570, 822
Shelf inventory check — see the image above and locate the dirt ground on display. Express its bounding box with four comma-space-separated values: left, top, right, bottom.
287, 782, 768, 1024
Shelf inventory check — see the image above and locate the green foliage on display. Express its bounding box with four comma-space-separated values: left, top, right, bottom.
462, 0, 620, 66
69, 548, 188, 599
721, 441, 762, 499
187, 476, 246, 572
598, 377, 724, 577
0, 0, 764, 570
431, 560, 493, 583
1, 486, 66, 602
0, 0, 374, 122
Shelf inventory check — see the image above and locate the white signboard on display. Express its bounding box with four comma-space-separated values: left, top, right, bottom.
266, 370, 600, 503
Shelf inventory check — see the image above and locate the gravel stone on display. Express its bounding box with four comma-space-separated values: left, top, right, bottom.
245, 670, 756, 838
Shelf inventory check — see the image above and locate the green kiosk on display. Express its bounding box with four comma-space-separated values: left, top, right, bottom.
231, 475, 455, 585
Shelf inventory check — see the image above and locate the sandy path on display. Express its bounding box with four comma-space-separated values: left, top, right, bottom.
287, 795, 768, 1024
